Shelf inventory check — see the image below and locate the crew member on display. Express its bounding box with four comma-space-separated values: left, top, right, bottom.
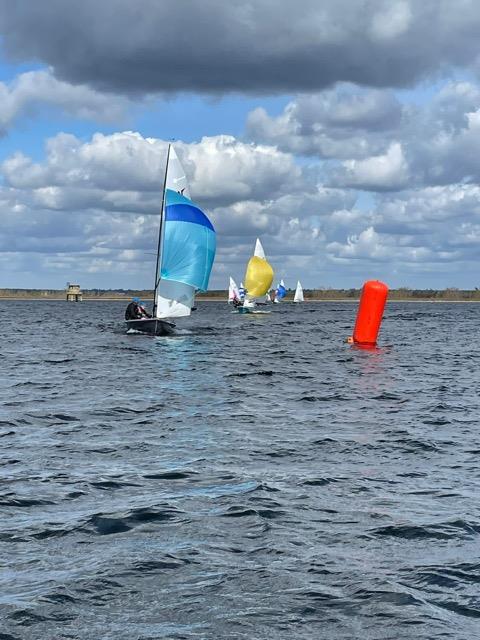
125, 297, 152, 320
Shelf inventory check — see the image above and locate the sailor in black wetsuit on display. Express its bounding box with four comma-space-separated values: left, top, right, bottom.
125, 298, 151, 320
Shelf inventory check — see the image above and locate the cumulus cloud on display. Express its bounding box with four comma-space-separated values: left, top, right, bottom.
0, 131, 333, 287
2, 121, 480, 289
247, 79, 480, 195
330, 142, 410, 191
1, 1, 480, 96
322, 181, 480, 285
2, 132, 303, 208
3, 2, 480, 289
0, 68, 130, 134
247, 86, 403, 158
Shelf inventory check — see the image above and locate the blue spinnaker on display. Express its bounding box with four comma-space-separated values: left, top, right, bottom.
160, 189, 216, 291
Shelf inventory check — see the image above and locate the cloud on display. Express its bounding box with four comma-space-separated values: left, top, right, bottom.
2, 125, 480, 289
323, 183, 480, 281
247, 79, 480, 196
2, 131, 303, 207
326, 226, 437, 263
0, 68, 130, 134
0, 131, 329, 287
247, 86, 403, 158
330, 142, 410, 191
2, 1, 480, 95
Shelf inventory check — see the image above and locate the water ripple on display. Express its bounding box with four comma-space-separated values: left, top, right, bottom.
0, 300, 479, 639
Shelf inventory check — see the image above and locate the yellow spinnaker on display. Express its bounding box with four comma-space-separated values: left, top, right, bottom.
244, 256, 274, 297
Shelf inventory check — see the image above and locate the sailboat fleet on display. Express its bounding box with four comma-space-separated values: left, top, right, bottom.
126, 144, 304, 335
228, 239, 305, 312
235, 238, 274, 313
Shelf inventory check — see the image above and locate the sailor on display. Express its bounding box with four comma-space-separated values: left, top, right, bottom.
125, 297, 152, 320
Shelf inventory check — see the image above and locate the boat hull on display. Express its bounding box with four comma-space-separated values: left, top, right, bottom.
125, 318, 176, 336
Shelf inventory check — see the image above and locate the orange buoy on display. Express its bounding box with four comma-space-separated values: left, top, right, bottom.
350, 280, 388, 345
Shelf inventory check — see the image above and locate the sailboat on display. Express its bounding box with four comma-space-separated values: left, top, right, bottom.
236, 238, 273, 313
294, 280, 304, 303
228, 276, 240, 303
126, 145, 216, 335
274, 279, 287, 303
238, 282, 246, 301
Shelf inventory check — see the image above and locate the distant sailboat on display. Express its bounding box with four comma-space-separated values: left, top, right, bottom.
238, 282, 246, 301
238, 239, 274, 313
294, 280, 304, 303
228, 276, 240, 303
126, 145, 216, 335
275, 279, 287, 303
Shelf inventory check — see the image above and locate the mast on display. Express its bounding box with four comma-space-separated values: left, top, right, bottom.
152, 143, 171, 317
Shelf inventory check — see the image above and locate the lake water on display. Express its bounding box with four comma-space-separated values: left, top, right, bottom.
0, 300, 479, 639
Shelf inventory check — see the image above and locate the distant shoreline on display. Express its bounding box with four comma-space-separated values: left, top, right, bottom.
1, 296, 480, 303
2, 287, 480, 302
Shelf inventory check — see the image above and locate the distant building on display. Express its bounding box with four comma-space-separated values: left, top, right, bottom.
66, 283, 82, 302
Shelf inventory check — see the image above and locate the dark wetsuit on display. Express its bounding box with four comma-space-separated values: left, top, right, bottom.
125, 302, 141, 320
125, 302, 151, 320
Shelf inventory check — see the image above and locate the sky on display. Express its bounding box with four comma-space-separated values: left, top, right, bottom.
1, 0, 480, 290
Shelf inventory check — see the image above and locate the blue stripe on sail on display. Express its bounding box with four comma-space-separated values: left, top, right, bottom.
165, 188, 214, 231
160, 220, 216, 291
166, 203, 214, 231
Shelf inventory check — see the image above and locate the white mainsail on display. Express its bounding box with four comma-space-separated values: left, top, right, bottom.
254, 238, 266, 259
294, 280, 304, 303
228, 276, 240, 302
166, 146, 190, 198
273, 282, 280, 303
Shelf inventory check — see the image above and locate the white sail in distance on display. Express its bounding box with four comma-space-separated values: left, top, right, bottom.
294, 280, 304, 303
254, 238, 266, 259
228, 276, 240, 302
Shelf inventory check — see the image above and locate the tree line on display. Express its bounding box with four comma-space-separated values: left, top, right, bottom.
1, 287, 480, 301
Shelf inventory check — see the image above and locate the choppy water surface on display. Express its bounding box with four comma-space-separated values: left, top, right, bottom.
0, 300, 479, 639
